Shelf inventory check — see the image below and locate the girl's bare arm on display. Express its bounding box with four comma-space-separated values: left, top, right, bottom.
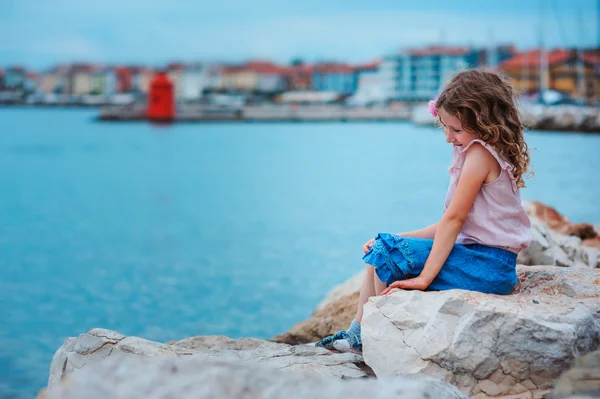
397, 223, 437, 239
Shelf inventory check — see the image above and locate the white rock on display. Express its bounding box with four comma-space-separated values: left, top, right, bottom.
171, 335, 366, 378
48, 355, 469, 399
518, 215, 592, 268
362, 266, 600, 398
582, 246, 600, 269
47, 328, 367, 395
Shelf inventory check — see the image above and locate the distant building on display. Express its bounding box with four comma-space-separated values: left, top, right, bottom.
167, 63, 186, 98
4, 67, 26, 90
219, 65, 256, 92
181, 65, 203, 99
114, 67, 134, 93
74, 65, 95, 95
85, 66, 117, 96
49, 65, 71, 94
381, 47, 468, 101
346, 60, 385, 105
104, 68, 117, 96
288, 64, 313, 90
218, 61, 288, 93
64, 64, 96, 96
180, 64, 221, 100
499, 48, 600, 103
312, 63, 356, 95
120, 66, 153, 94
90, 68, 107, 95
40, 70, 59, 94
134, 68, 154, 94
220, 61, 289, 94
381, 45, 514, 101
470, 45, 516, 70
35, 65, 76, 94
25, 71, 39, 93
244, 61, 289, 93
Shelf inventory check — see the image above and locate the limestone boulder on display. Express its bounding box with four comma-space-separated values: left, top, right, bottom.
47, 328, 367, 396
362, 265, 600, 398
169, 334, 366, 378
47, 355, 469, 399
550, 349, 600, 399
519, 202, 599, 268
581, 112, 600, 133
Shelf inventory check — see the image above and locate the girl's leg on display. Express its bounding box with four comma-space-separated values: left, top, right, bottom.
316, 264, 386, 351
355, 264, 386, 323
330, 264, 386, 354
374, 269, 387, 296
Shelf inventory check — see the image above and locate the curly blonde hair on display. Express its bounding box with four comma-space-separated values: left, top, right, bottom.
435, 68, 532, 189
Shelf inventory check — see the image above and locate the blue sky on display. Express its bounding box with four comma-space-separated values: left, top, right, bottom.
1, 0, 597, 69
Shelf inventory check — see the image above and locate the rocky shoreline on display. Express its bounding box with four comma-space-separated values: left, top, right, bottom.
4, 102, 599, 133
411, 104, 600, 134
38, 201, 600, 399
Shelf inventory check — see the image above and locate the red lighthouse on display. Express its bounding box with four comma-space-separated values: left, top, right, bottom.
147, 71, 175, 121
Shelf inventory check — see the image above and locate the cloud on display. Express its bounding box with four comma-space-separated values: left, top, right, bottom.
124, 10, 595, 63
2, 2, 597, 68
24, 37, 104, 61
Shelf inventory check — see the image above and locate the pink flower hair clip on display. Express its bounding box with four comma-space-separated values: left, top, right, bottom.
428, 98, 438, 117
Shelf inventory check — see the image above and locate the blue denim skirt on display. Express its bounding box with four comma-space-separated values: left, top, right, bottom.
362, 233, 518, 295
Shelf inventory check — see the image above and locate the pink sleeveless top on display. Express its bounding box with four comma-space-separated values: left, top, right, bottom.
444, 139, 532, 253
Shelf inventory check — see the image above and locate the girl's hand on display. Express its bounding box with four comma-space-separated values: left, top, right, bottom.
363, 238, 375, 254
381, 276, 431, 295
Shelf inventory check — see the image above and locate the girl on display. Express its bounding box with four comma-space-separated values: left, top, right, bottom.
316, 69, 532, 354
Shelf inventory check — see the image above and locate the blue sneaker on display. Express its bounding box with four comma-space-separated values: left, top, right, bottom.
332, 334, 362, 354
314, 330, 350, 350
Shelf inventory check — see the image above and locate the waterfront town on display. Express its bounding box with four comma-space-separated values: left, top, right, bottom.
2, 44, 599, 107
2, 44, 600, 130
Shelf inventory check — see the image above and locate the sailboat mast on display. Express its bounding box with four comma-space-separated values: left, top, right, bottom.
539, 0, 550, 101
577, 10, 586, 103
487, 27, 497, 70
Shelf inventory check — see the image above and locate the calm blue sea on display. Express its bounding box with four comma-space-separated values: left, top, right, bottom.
1, 108, 599, 398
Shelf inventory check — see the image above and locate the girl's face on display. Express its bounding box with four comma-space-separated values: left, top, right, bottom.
437, 107, 479, 148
